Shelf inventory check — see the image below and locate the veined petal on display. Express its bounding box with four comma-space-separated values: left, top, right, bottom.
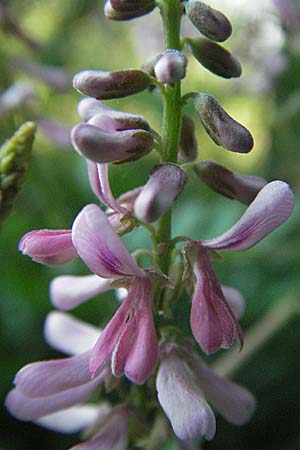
186, 244, 242, 354
50, 274, 113, 310
72, 204, 143, 278
124, 280, 158, 384
156, 352, 216, 441
14, 352, 92, 397
35, 404, 100, 433
19, 229, 77, 266
202, 181, 294, 252
89, 282, 140, 377
44, 311, 100, 355
192, 357, 256, 426
5, 376, 101, 421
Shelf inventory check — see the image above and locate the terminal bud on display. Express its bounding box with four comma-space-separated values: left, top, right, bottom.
194, 160, 267, 205
194, 93, 254, 153
73, 69, 151, 100
185, 38, 241, 79
185, 0, 232, 42
154, 50, 188, 85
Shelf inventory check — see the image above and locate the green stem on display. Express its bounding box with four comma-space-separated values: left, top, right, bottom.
155, 0, 183, 276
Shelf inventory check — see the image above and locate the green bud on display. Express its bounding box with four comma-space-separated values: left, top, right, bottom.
185, 37, 241, 79
194, 93, 254, 153
0, 121, 36, 224
185, 0, 232, 42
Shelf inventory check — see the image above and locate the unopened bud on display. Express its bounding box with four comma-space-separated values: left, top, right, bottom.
194, 160, 267, 204
178, 114, 198, 162
185, 38, 241, 79
73, 69, 151, 100
134, 163, 188, 222
194, 93, 254, 153
71, 123, 154, 163
0, 122, 36, 223
154, 50, 187, 85
185, 0, 232, 42
19, 229, 77, 266
104, 0, 156, 20
87, 109, 150, 132
0, 81, 36, 117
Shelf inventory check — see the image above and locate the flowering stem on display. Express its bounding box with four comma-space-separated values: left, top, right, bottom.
155, 0, 183, 276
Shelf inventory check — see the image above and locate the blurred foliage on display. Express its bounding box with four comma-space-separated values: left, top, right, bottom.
0, 0, 299, 449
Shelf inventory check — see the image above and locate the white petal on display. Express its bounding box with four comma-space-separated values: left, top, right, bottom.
35, 404, 99, 433
50, 274, 113, 310
44, 311, 100, 355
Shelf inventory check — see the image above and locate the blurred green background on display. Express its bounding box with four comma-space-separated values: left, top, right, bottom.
0, 0, 299, 449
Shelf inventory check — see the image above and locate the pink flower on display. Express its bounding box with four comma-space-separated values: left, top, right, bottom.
71, 203, 162, 383
184, 181, 294, 354
156, 342, 256, 442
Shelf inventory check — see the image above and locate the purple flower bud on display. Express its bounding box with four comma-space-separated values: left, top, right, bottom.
185, 0, 232, 42
194, 93, 254, 153
185, 38, 241, 79
154, 50, 188, 85
134, 163, 188, 222
179, 114, 198, 162
78, 99, 150, 132
19, 230, 77, 266
71, 123, 154, 163
0, 81, 36, 116
104, 0, 156, 20
73, 69, 151, 100
194, 160, 267, 204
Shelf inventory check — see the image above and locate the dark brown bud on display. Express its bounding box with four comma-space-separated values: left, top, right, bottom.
194, 93, 254, 153
185, 38, 241, 79
178, 114, 198, 162
73, 69, 151, 100
104, 0, 156, 20
194, 160, 267, 204
185, 0, 232, 42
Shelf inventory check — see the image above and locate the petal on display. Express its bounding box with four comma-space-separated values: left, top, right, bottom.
72, 203, 143, 278
77, 98, 111, 121
34, 404, 100, 433
50, 274, 113, 310
202, 181, 294, 252
14, 352, 92, 397
89, 283, 139, 377
87, 161, 127, 215
19, 229, 77, 266
44, 311, 100, 355
156, 353, 216, 441
70, 407, 128, 450
192, 357, 256, 426
221, 285, 245, 320
5, 377, 101, 421
124, 280, 158, 384
186, 244, 242, 354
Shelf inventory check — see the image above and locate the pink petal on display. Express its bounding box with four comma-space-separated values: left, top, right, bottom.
19, 229, 77, 266
72, 204, 143, 278
156, 352, 216, 441
5, 377, 101, 421
124, 280, 158, 384
35, 404, 100, 433
202, 181, 294, 252
44, 312, 100, 355
192, 357, 256, 426
89, 284, 139, 376
14, 352, 92, 397
221, 285, 245, 320
50, 274, 113, 310
187, 244, 242, 354
77, 98, 111, 121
